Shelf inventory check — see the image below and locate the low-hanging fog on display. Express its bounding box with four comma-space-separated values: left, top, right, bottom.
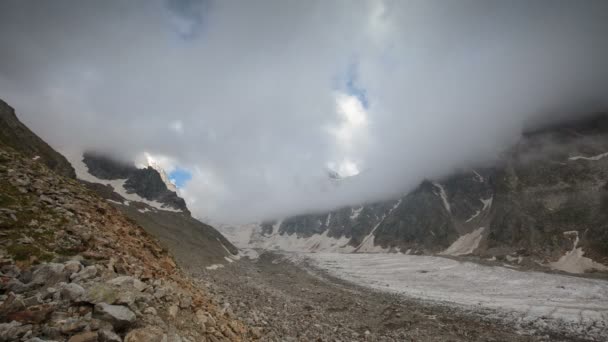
1, 0, 607, 223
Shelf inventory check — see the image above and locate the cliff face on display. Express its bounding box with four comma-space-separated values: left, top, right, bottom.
0, 99, 75, 179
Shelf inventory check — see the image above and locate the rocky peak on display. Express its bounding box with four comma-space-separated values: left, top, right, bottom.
82, 152, 189, 213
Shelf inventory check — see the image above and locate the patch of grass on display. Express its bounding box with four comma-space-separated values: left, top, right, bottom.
6, 243, 53, 262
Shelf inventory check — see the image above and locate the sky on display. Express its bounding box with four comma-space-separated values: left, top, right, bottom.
1, 0, 608, 223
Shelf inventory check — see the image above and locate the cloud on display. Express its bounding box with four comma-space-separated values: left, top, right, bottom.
0, 0, 607, 223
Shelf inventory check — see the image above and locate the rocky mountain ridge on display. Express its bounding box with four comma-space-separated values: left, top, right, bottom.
0, 99, 75, 179
0, 146, 252, 341
81, 152, 187, 214
223, 112, 608, 274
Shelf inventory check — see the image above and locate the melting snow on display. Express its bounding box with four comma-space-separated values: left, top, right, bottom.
325, 213, 332, 226
471, 169, 484, 182
465, 196, 493, 223
440, 227, 485, 256
350, 207, 363, 220
568, 152, 608, 161
205, 264, 224, 270
355, 200, 402, 253
549, 231, 608, 274
432, 183, 451, 213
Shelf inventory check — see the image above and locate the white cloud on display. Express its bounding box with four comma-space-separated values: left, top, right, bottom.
1, 1, 607, 223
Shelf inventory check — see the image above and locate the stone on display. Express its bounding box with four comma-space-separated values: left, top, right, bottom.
124, 326, 164, 342
5, 278, 28, 293
84, 284, 120, 304
71, 265, 97, 281
60, 282, 85, 301
64, 260, 83, 275
94, 303, 136, 330
0, 321, 31, 341
6, 304, 54, 324
98, 328, 122, 342
168, 305, 179, 319
178, 295, 192, 309
107, 276, 147, 292
31, 263, 68, 287
143, 306, 157, 315
60, 319, 88, 334
67, 331, 98, 342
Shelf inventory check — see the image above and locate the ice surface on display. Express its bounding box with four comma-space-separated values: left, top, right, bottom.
302, 252, 608, 335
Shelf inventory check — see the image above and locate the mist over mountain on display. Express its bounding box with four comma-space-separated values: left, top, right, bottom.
1, 0, 608, 223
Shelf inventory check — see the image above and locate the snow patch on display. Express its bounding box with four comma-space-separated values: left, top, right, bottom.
465, 196, 493, 223
205, 264, 224, 270
568, 152, 608, 161
549, 231, 608, 274
440, 227, 485, 256
325, 213, 332, 226
350, 207, 363, 220
32, 155, 40, 161
471, 169, 484, 182
432, 182, 451, 213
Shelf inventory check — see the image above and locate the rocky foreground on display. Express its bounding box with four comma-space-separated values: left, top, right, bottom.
0, 147, 253, 341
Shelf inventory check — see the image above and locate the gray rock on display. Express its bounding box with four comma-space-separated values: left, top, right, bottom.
5, 278, 28, 293
94, 303, 136, 329
107, 276, 147, 292
98, 328, 122, 342
64, 260, 83, 275
0, 321, 31, 341
59, 282, 85, 301
124, 326, 164, 342
31, 263, 68, 287
71, 265, 97, 281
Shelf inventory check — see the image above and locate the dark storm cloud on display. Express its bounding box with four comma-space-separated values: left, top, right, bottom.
0, 0, 607, 223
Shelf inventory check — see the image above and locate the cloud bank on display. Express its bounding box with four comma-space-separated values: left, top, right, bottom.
1, 0, 607, 223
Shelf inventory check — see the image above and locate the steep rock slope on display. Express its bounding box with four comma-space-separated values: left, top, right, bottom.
0, 99, 75, 179
229, 113, 608, 273
75, 152, 239, 268
0, 146, 251, 341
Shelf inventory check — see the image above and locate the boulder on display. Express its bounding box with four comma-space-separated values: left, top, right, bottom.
71, 265, 97, 281
67, 331, 98, 342
98, 328, 121, 342
84, 284, 120, 304
124, 326, 164, 342
107, 276, 147, 292
64, 260, 83, 275
59, 282, 85, 301
30, 263, 68, 287
94, 303, 136, 330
